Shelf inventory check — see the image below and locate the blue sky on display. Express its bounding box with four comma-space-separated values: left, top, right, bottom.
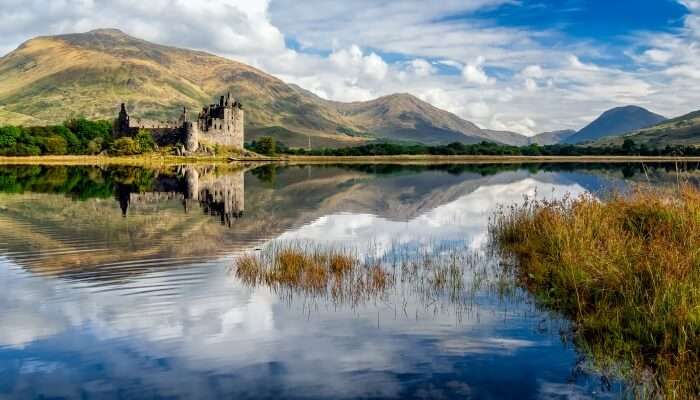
0, 0, 699, 135
475, 0, 687, 38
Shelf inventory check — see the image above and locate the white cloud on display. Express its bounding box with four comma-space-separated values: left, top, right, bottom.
525, 78, 538, 92
643, 49, 673, 64
329, 45, 388, 81
467, 101, 491, 118
679, 0, 700, 11
408, 58, 435, 77
521, 65, 544, 79
462, 58, 493, 85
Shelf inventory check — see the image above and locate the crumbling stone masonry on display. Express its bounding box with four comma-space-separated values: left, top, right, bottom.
116, 93, 244, 152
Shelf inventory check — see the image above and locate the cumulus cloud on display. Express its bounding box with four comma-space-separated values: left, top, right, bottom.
0, 0, 286, 57
408, 58, 435, 77
462, 62, 493, 85
329, 45, 388, 81
521, 65, 544, 79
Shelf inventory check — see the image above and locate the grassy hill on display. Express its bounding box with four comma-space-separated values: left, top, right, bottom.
596, 110, 700, 147
0, 29, 527, 148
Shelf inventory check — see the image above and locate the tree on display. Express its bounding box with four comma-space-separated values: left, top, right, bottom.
53, 125, 81, 153
0, 126, 22, 148
64, 118, 112, 146
110, 137, 140, 156
86, 138, 104, 154
622, 139, 637, 154
135, 130, 156, 152
254, 136, 276, 156
42, 136, 68, 155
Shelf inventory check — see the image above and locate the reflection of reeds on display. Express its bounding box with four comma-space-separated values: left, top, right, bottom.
490, 184, 700, 397
233, 241, 493, 316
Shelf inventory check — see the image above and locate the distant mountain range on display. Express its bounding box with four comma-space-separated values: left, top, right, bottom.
0, 29, 530, 147
564, 106, 666, 144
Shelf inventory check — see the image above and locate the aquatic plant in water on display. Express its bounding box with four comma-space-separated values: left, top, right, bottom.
232, 240, 508, 320
490, 184, 700, 397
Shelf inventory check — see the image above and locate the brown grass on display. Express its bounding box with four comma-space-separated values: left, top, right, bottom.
232, 241, 487, 313
490, 184, 700, 397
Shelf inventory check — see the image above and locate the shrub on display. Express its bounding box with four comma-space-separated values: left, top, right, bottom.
64, 118, 112, 143
0, 126, 21, 148
53, 125, 81, 153
12, 143, 41, 156
135, 130, 156, 152
41, 135, 68, 155
252, 136, 276, 155
110, 137, 140, 156
86, 137, 104, 154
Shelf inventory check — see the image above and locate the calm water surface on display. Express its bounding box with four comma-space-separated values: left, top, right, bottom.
0, 163, 694, 399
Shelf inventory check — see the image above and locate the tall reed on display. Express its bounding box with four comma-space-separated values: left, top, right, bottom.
490, 184, 700, 397
232, 240, 492, 316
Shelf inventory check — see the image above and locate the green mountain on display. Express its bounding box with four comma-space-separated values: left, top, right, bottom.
0, 29, 527, 148
597, 110, 700, 147
564, 106, 666, 144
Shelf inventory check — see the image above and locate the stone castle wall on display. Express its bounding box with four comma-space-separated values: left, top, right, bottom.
116, 94, 244, 152
195, 107, 244, 149
130, 119, 182, 130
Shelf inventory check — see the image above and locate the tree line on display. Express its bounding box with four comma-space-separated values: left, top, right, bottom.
249, 136, 700, 157
2, 120, 699, 158
0, 119, 156, 156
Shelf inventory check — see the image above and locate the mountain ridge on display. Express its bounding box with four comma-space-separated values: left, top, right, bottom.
595, 109, 700, 147
0, 29, 527, 147
564, 105, 666, 144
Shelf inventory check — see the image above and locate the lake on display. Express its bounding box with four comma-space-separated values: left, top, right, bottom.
0, 162, 695, 399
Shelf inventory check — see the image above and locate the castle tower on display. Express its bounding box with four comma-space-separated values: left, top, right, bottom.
184, 121, 199, 153
116, 103, 131, 137
179, 107, 188, 122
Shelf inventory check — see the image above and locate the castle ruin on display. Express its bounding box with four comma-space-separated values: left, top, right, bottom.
116, 93, 244, 152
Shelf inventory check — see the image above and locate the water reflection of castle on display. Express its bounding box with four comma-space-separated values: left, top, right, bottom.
117, 167, 245, 227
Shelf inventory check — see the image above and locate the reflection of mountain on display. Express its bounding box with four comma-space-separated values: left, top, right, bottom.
0, 163, 693, 281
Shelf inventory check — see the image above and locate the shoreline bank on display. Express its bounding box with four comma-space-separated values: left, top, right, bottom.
2, 154, 700, 166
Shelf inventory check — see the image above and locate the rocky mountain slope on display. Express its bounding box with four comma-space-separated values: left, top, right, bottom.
0, 29, 527, 147
564, 106, 666, 144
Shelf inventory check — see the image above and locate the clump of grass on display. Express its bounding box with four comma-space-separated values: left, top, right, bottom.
490, 184, 700, 396
234, 242, 392, 303
233, 241, 486, 315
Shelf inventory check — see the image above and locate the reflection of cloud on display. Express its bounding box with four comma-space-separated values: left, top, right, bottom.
0, 173, 609, 398
277, 175, 588, 254
0, 313, 65, 349
439, 337, 537, 356
537, 380, 617, 399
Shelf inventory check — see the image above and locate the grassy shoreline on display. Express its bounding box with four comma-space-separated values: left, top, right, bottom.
284, 155, 700, 164
490, 185, 700, 396
0, 154, 273, 166
2, 154, 700, 166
